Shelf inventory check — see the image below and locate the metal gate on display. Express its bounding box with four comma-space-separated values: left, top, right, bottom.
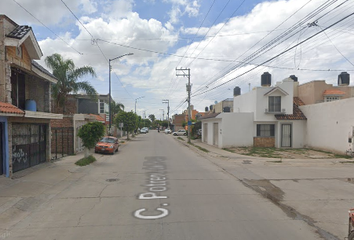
281, 124, 292, 147
0, 122, 3, 175
51, 127, 74, 160
12, 123, 47, 173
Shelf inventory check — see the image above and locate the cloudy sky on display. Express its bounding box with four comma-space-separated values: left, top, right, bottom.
2, 0, 354, 119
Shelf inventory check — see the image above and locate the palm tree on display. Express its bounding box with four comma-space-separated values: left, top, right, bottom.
45, 53, 97, 113
111, 102, 125, 115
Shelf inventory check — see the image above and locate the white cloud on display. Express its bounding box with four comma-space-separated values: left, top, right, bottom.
4, 0, 354, 116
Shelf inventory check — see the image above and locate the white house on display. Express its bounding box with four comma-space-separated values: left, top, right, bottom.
201, 74, 307, 149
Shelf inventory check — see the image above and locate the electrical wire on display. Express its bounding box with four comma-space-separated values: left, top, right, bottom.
12, 0, 83, 55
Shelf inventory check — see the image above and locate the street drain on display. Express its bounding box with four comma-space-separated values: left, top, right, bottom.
106, 178, 119, 182
242, 160, 252, 164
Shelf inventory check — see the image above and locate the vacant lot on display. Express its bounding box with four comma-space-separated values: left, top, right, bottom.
222, 147, 352, 159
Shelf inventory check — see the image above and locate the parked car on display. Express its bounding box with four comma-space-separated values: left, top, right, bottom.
140, 127, 149, 134
164, 128, 172, 134
172, 129, 187, 136
95, 136, 119, 154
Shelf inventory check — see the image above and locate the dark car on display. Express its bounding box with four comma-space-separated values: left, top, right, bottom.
95, 136, 119, 154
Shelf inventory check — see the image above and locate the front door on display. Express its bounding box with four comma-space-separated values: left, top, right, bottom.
0, 122, 3, 175
213, 123, 218, 146
281, 124, 292, 147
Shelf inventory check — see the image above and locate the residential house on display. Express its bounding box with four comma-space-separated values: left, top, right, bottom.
0, 15, 62, 177
172, 113, 185, 131
297, 72, 354, 104
201, 71, 354, 155
51, 94, 109, 156
209, 98, 234, 113
201, 73, 307, 149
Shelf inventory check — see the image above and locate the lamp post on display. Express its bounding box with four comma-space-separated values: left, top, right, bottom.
162, 99, 169, 129
135, 96, 144, 114
109, 53, 133, 134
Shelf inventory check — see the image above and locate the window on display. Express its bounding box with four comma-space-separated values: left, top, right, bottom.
325, 96, 340, 102
99, 101, 105, 113
268, 96, 281, 112
11, 70, 26, 109
257, 124, 275, 137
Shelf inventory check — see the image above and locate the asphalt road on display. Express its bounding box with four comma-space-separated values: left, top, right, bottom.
5, 130, 323, 240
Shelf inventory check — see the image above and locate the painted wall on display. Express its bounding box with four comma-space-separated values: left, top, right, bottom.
0, 117, 9, 177
300, 97, 354, 154
218, 112, 254, 148
275, 120, 306, 148
201, 118, 221, 147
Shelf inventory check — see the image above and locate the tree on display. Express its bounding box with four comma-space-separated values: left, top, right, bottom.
148, 114, 156, 122
111, 102, 124, 116
78, 122, 105, 158
45, 53, 97, 113
114, 111, 137, 140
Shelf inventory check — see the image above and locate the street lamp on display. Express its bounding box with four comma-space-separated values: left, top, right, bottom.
162, 99, 169, 129
109, 53, 133, 134
135, 96, 144, 114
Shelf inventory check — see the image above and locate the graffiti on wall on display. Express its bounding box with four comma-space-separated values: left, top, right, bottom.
12, 146, 28, 164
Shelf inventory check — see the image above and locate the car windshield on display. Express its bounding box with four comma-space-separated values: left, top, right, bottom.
100, 138, 115, 143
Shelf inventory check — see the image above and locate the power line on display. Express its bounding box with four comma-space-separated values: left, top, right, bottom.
11, 0, 83, 55
60, 0, 94, 39
193, 10, 354, 97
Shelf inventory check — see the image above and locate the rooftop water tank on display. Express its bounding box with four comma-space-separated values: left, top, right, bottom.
289, 75, 298, 82
234, 86, 241, 96
261, 72, 271, 87
338, 72, 350, 86
205, 106, 209, 112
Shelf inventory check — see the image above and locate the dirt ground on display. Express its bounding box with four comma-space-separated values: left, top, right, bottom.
226, 147, 352, 159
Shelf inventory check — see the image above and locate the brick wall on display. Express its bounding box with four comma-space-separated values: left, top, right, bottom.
52, 96, 77, 114
51, 116, 73, 128
253, 137, 275, 147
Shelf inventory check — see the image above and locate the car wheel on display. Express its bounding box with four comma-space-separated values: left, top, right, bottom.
173, 133, 177, 136
183, 133, 187, 136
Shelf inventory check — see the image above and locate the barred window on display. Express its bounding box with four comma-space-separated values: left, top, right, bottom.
257, 124, 275, 137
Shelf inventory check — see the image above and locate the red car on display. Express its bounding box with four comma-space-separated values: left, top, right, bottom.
95, 136, 119, 154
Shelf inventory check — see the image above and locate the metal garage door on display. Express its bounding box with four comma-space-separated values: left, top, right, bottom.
12, 124, 47, 173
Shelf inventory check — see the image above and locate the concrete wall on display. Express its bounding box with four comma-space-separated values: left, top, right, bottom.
201, 118, 221, 147
274, 120, 306, 148
300, 97, 354, 154
218, 112, 254, 148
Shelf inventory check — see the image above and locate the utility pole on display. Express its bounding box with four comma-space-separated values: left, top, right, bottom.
162, 99, 170, 129
160, 109, 164, 121
176, 68, 191, 143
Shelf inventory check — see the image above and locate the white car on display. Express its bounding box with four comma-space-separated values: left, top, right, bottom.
172, 129, 187, 136
164, 128, 172, 134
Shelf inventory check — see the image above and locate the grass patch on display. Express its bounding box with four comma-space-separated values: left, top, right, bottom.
120, 140, 125, 143
334, 154, 353, 159
75, 155, 96, 166
195, 145, 209, 152
223, 148, 235, 153
177, 137, 185, 141
245, 147, 282, 158
188, 142, 209, 152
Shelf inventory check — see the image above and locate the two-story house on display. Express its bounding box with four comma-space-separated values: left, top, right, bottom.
201, 73, 307, 149
51, 94, 108, 156
0, 15, 62, 177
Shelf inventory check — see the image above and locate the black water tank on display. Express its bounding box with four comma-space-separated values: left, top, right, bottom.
289, 75, 298, 82
210, 105, 213, 111
338, 72, 350, 86
234, 86, 241, 96
223, 107, 231, 112
205, 106, 209, 112
261, 72, 271, 86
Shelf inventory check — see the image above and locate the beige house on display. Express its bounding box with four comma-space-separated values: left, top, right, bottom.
0, 15, 62, 177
